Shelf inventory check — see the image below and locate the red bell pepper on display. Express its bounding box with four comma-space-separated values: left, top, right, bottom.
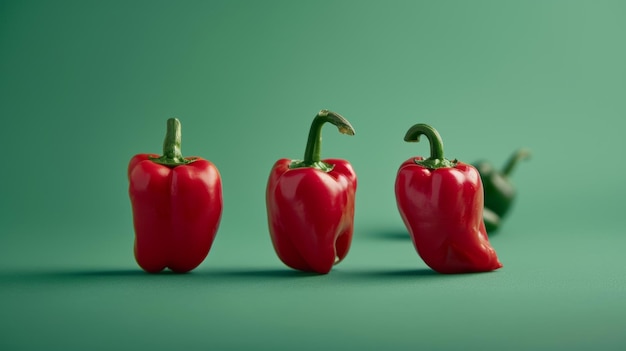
128, 118, 222, 273
395, 123, 502, 274
266, 110, 357, 274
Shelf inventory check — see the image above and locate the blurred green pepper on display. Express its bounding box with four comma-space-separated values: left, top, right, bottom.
473, 149, 530, 234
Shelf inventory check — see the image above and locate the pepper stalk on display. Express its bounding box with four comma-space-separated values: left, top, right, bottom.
290, 110, 355, 172
150, 118, 197, 167
501, 148, 531, 177
404, 123, 457, 169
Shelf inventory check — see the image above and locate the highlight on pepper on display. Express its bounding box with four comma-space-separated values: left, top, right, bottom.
394, 123, 503, 274
266, 110, 357, 274
128, 118, 223, 273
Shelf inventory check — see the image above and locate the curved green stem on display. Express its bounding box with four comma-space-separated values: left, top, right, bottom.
404, 123, 456, 169
501, 148, 530, 177
290, 110, 355, 172
150, 118, 197, 167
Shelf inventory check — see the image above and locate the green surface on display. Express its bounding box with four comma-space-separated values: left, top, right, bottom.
1, 1, 625, 350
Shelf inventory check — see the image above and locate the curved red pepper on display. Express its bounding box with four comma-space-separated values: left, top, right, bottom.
266, 110, 357, 274
128, 118, 222, 273
395, 124, 502, 274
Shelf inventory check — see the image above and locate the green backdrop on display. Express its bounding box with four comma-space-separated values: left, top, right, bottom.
1, 1, 625, 350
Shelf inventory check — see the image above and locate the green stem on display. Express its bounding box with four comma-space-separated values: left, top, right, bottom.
290, 110, 355, 172
501, 148, 530, 177
403, 123, 456, 169
150, 118, 197, 167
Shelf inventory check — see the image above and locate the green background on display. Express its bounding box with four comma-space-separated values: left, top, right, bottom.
1, 1, 625, 350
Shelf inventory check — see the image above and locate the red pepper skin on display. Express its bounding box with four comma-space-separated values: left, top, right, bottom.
395, 124, 502, 274
128, 118, 222, 273
266, 158, 357, 274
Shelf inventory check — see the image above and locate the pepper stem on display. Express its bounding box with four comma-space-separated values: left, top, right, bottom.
150, 118, 197, 167
290, 110, 355, 172
404, 123, 456, 169
501, 148, 530, 177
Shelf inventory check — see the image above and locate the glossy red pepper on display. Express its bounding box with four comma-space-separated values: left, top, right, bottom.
395, 123, 502, 274
266, 110, 357, 274
128, 118, 222, 273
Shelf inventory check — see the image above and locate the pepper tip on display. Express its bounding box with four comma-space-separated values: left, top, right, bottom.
318, 109, 330, 117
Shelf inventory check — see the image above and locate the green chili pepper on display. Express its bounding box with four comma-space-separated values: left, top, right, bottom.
473, 149, 530, 234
